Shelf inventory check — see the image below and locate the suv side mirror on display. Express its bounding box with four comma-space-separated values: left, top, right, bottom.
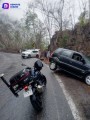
81, 59, 85, 64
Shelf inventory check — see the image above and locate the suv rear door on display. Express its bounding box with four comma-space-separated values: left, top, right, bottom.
70, 53, 88, 77
31, 50, 39, 57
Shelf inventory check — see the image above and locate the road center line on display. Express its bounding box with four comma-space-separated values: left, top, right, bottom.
45, 64, 82, 120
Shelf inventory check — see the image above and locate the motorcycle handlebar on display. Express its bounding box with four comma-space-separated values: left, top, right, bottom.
0, 73, 4, 78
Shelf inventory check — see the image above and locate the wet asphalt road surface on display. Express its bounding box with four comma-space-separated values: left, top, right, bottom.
0, 52, 74, 120
55, 70, 90, 120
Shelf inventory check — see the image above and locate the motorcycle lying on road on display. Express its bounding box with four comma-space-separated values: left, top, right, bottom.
0, 60, 47, 112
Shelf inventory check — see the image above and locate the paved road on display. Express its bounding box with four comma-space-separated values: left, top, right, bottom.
55, 70, 90, 120
0, 52, 74, 120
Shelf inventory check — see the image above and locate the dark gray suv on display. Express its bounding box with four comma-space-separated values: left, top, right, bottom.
49, 48, 90, 85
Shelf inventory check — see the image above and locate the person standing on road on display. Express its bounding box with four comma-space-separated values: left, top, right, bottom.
47, 50, 50, 62
44, 51, 47, 61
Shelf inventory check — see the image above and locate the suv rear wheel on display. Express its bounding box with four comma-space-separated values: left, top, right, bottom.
85, 74, 90, 85
36, 54, 39, 58
49, 62, 57, 71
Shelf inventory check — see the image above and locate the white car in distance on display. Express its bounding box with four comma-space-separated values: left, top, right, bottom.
21, 49, 40, 59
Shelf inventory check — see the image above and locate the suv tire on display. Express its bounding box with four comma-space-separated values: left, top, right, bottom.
85, 74, 90, 85
28, 54, 31, 58
36, 54, 39, 58
49, 62, 57, 71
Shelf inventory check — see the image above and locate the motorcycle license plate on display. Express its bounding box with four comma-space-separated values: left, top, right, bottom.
23, 87, 33, 98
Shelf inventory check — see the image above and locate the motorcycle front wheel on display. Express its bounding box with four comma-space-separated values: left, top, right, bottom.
30, 95, 43, 112
41, 75, 47, 86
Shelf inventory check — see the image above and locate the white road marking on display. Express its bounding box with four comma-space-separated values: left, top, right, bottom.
45, 64, 82, 120
54, 74, 81, 120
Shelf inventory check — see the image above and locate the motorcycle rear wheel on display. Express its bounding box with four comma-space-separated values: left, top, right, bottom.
30, 95, 43, 112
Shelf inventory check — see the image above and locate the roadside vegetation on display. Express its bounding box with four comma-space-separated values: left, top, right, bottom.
0, 0, 90, 56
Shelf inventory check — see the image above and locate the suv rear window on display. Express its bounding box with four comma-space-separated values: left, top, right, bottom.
52, 48, 63, 57
54, 48, 63, 53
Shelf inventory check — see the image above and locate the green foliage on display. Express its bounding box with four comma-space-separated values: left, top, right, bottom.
57, 35, 68, 47
78, 11, 88, 26
40, 41, 49, 50
24, 9, 48, 50
14, 31, 21, 42
25, 11, 38, 30
24, 41, 33, 49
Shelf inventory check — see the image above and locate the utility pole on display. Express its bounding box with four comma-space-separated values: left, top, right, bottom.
89, 0, 90, 21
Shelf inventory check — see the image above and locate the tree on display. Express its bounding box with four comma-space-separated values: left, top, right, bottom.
78, 11, 89, 26
24, 8, 48, 50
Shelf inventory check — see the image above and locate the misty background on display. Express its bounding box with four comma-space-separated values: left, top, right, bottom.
0, 0, 89, 54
